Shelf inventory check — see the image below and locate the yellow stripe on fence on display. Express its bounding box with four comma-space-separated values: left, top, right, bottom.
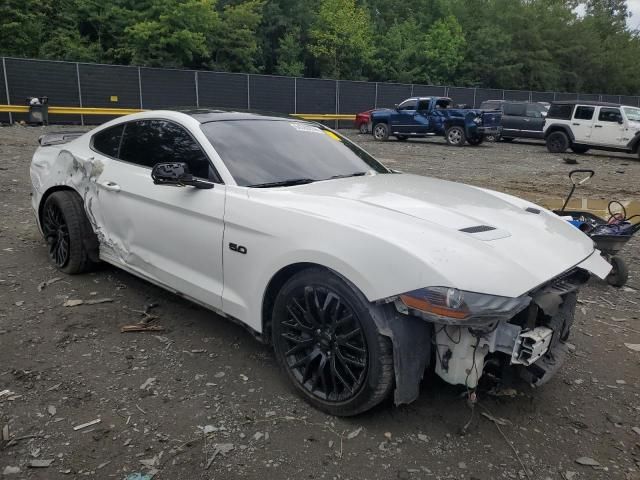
0, 104, 356, 120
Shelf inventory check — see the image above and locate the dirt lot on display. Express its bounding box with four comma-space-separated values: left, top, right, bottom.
1, 125, 639, 480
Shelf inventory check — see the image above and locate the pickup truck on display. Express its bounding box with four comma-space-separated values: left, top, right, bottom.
370, 97, 502, 146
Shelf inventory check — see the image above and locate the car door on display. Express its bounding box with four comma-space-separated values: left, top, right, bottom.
412, 99, 431, 134
569, 105, 596, 143
91, 118, 226, 310
591, 107, 626, 147
390, 99, 418, 134
502, 102, 527, 137
523, 103, 546, 138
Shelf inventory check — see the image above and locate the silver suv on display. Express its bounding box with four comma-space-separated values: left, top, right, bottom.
543, 101, 640, 157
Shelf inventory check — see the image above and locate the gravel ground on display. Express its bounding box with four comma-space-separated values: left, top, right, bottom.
1, 124, 640, 480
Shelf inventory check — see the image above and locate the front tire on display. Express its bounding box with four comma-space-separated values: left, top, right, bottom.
41, 191, 98, 274
467, 135, 484, 146
606, 256, 629, 287
445, 126, 466, 146
271, 268, 394, 416
546, 131, 569, 153
373, 123, 389, 141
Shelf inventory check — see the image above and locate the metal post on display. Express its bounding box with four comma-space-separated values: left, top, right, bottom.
2, 57, 13, 124
529, 91, 532, 102
553, 91, 557, 101
138, 67, 143, 108
374, 83, 378, 108
194, 71, 200, 108
76, 63, 84, 126
294, 77, 297, 114
473, 88, 477, 108
246, 74, 251, 110
410, 84, 414, 96
502, 89, 505, 100
335, 80, 339, 129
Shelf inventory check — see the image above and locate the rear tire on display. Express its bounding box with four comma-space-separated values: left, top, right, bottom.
467, 135, 484, 146
445, 126, 466, 146
546, 131, 569, 153
570, 145, 590, 154
40, 191, 98, 274
606, 256, 629, 287
271, 268, 394, 416
373, 123, 389, 141
359, 123, 368, 134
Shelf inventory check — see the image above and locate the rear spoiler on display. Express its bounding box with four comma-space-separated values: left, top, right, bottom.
38, 131, 86, 146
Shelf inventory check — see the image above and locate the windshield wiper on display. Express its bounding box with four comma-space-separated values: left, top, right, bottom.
327, 172, 367, 180
248, 178, 316, 188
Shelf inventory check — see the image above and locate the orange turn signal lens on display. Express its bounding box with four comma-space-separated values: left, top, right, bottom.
399, 294, 469, 319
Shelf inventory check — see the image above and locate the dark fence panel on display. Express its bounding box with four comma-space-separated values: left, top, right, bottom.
447, 87, 475, 107
376, 83, 412, 108
601, 94, 621, 103
504, 90, 530, 101
249, 75, 294, 114
140, 68, 196, 109
412, 84, 446, 97
531, 91, 555, 102
6, 58, 81, 123
556, 92, 578, 101
577, 93, 599, 101
79, 63, 140, 124
475, 88, 503, 107
198, 71, 247, 109
297, 78, 335, 114
337, 80, 376, 113
0, 60, 8, 123
620, 95, 640, 107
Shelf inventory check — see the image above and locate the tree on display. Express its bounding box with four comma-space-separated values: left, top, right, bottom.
308, 0, 373, 78
275, 27, 305, 76
0, 0, 45, 58
423, 15, 466, 84
213, 0, 263, 72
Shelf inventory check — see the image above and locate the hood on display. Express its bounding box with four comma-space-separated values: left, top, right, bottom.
248, 173, 599, 298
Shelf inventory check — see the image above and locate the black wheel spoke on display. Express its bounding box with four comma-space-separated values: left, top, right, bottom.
278, 284, 368, 402
42, 202, 70, 268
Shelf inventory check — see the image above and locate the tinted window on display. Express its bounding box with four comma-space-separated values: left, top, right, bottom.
92, 124, 124, 157
201, 120, 389, 187
398, 100, 417, 110
480, 101, 502, 110
547, 104, 574, 120
119, 120, 213, 179
599, 107, 622, 122
417, 100, 430, 111
525, 104, 546, 118
503, 102, 526, 116
574, 106, 595, 120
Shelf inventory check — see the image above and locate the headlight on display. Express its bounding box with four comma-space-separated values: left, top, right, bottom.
396, 287, 530, 325
473, 116, 482, 125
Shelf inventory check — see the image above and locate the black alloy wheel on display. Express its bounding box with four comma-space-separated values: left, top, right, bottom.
277, 285, 368, 402
42, 201, 70, 268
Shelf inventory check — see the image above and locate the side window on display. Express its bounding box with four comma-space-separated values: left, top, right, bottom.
417, 100, 430, 111
598, 107, 622, 123
92, 124, 124, 157
119, 120, 213, 179
547, 104, 573, 120
503, 103, 526, 116
574, 106, 595, 120
525, 104, 544, 118
397, 100, 417, 111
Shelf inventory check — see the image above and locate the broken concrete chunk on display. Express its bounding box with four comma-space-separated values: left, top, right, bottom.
347, 427, 363, 439
72, 418, 101, 431
29, 459, 54, 468
2, 466, 20, 475
47, 405, 57, 416
63, 299, 84, 307
140, 377, 156, 390
575, 456, 600, 466
624, 343, 640, 352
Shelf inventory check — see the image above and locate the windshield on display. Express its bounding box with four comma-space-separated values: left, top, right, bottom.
623, 106, 640, 122
200, 120, 389, 186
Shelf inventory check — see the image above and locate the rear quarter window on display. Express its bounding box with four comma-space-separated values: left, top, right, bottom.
92, 124, 124, 158
547, 104, 574, 120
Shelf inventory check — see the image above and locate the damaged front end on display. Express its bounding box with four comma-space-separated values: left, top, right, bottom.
377, 267, 590, 405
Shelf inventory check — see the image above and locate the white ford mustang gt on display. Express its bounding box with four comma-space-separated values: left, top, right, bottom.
30, 110, 611, 416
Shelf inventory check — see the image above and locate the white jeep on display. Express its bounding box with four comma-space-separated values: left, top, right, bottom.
543, 100, 640, 158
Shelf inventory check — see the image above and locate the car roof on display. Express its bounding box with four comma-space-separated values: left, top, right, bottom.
550, 100, 622, 107
179, 108, 295, 123
403, 97, 452, 102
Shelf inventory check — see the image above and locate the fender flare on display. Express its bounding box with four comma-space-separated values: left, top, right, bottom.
626, 132, 640, 152
544, 124, 575, 142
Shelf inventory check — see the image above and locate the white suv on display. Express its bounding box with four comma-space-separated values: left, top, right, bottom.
543, 101, 640, 158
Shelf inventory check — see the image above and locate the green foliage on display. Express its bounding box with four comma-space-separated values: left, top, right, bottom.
1, 0, 639, 95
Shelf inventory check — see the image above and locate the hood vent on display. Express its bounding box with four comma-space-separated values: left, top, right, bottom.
526, 207, 541, 214
459, 225, 496, 234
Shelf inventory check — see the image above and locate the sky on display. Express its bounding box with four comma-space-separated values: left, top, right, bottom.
575, 0, 640, 29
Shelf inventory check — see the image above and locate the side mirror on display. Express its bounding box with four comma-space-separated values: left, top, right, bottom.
151, 162, 213, 189
617, 116, 624, 124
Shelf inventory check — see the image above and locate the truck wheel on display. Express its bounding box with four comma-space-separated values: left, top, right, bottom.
41, 190, 99, 274
271, 268, 394, 416
570, 145, 589, 154
467, 136, 484, 146
359, 123, 368, 134
445, 126, 466, 147
373, 123, 389, 141
546, 131, 569, 153
606, 256, 629, 287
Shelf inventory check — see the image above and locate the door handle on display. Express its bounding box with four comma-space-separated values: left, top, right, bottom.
99, 181, 121, 192
594, 125, 603, 128
572, 123, 580, 126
